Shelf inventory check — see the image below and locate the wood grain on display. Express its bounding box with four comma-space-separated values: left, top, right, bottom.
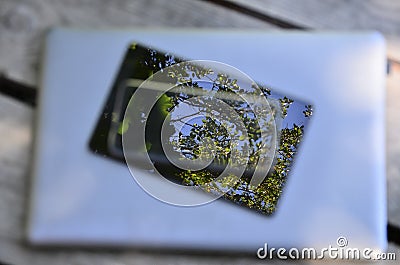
232, 0, 400, 62
233, 0, 400, 34
386, 63, 400, 228
0, 0, 275, 87
1, 0, 400, 264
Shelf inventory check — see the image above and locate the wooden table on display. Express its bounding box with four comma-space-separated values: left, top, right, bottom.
1, 1, 399, 264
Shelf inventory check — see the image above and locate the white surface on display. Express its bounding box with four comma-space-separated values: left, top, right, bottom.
27, 29, 387, 251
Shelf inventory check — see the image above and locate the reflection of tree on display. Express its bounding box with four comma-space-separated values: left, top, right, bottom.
127, 45, 313, 215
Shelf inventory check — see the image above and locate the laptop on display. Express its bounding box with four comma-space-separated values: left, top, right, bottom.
27, 28, 386, 253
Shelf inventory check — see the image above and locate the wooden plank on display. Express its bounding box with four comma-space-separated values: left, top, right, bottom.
232, 0, 400, 34
0, 0, 276, 87
387, 36, 400, 63
0, 95, 33, 261
387, 62, 400, 228
232, 0, 400, 62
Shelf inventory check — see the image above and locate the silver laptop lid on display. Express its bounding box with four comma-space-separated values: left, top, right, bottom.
28, 29, 386, 252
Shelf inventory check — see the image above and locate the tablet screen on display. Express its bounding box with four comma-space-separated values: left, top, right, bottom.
89, 43, 313, 215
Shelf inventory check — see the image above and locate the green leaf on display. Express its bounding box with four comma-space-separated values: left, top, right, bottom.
117, 117, 130, 135
157, 94, 173, 117
145, 142, 152, 151
130, 43, 137, 50
118, 123, 128, 135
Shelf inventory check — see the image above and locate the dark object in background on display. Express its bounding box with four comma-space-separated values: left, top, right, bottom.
0, 75, 37, 106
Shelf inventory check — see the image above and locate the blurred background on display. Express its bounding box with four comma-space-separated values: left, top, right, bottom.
0, 0, 400, 264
